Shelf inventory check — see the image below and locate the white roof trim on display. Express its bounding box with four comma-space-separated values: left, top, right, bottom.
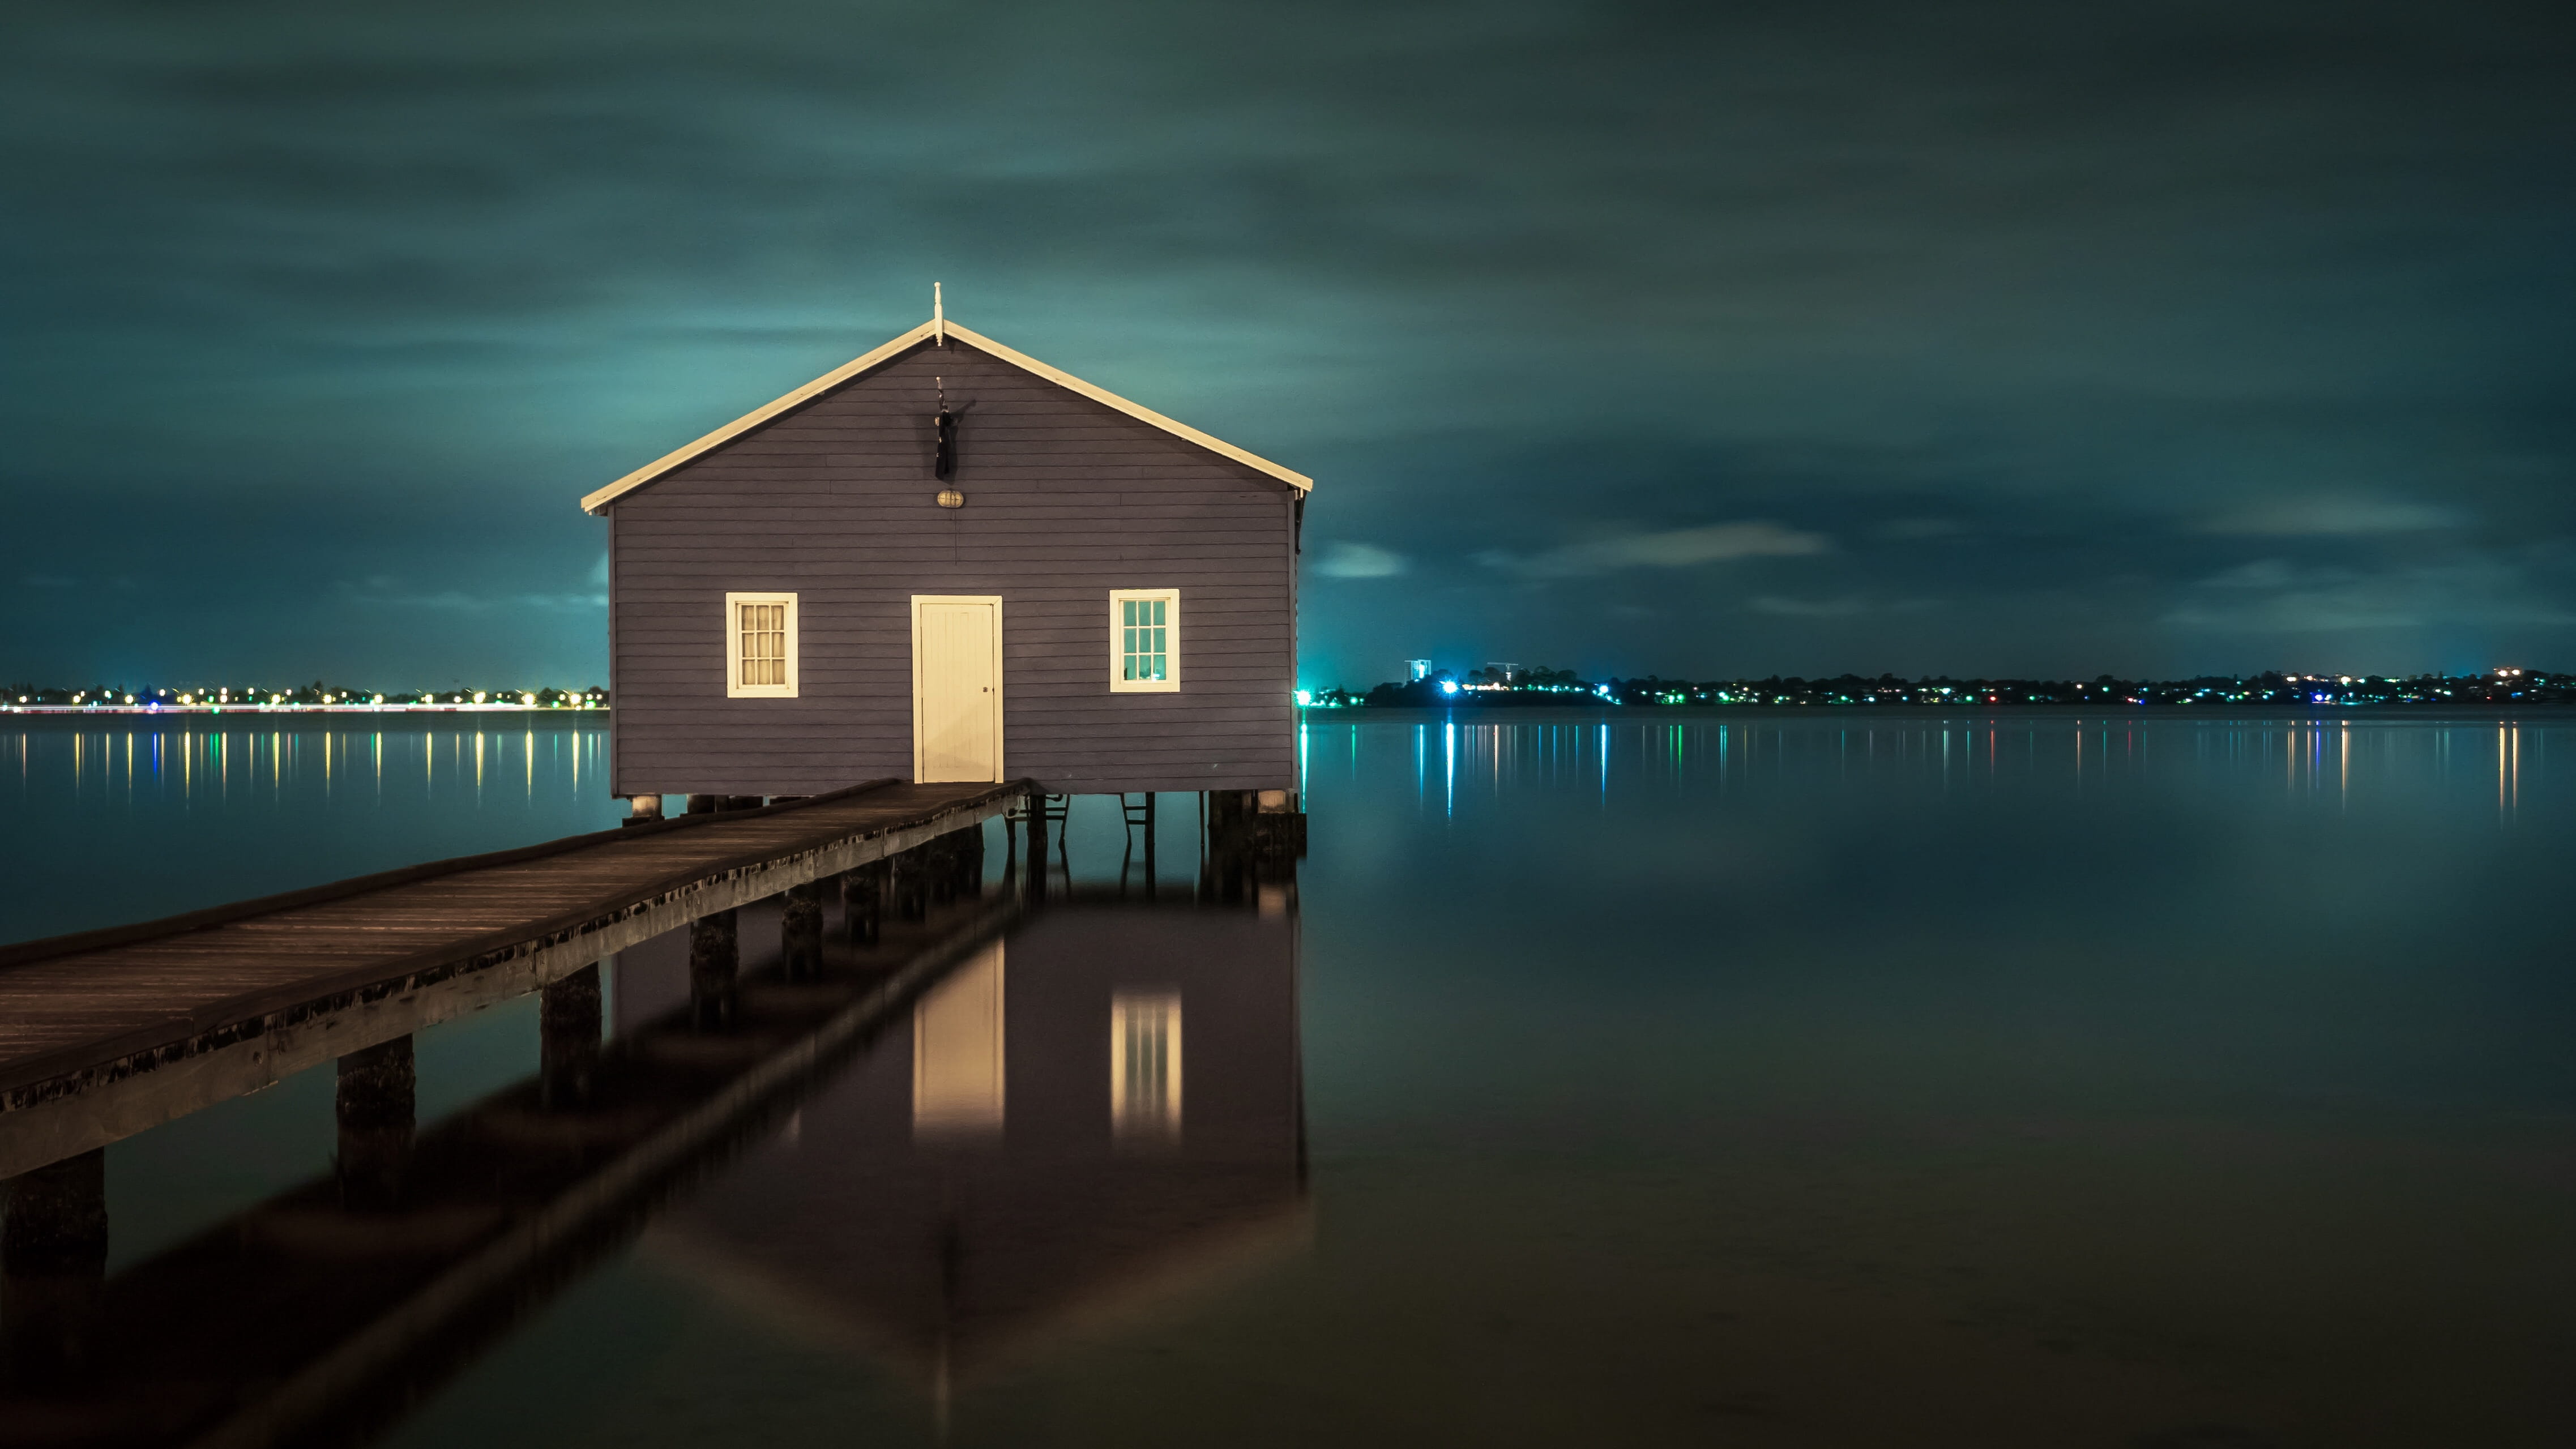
937, 322, 1312, 495
580, 318, 1312, 514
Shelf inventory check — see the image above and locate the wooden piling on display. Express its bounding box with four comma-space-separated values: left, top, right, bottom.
843, 861, 886, 946
1143, 791, 1157, 893
0, 1149, 106, 1277
1024, 793, 1051, 906
540, 964, 603, 1109
928, 833, 959, 908
781, 881, 824, 978
892, 847, 929, 922
336, 1036, 414, 1211
689, 909, 738, 1030
0, 1147, 107, 1386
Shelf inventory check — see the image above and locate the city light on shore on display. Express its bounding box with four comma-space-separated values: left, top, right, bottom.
1297, 666, 2574, 710
3, 681, 608, 715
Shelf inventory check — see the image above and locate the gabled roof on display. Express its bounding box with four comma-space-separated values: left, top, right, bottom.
579, 317, 1313, 514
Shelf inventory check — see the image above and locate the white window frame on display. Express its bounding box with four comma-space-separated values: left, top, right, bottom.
725, 591, 798, 698
1108, 588, 1180, 693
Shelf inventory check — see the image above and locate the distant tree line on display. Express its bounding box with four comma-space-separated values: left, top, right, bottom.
1316, 668, 2574, 709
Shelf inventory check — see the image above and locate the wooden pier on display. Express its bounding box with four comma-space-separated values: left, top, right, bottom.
0, 779, 1025, 1178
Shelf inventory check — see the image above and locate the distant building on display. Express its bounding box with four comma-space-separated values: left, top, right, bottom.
1485, 662, 1520, 683
1407, 659, 1432, 682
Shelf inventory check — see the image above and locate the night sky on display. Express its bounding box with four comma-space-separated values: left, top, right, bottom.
6, 1, 2573, 691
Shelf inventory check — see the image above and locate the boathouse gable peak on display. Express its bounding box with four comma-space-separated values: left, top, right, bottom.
580, 318, 1312, 514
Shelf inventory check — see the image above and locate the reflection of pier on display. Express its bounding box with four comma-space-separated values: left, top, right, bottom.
0, 780, 1019, 1177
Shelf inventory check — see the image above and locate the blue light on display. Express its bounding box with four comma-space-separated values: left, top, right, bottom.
1295, 689, 1313, 706
1439, 679, 1459, 695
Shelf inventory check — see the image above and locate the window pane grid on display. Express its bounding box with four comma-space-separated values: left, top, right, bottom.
1112, 592, 1175, 690
736, 601, 789, 688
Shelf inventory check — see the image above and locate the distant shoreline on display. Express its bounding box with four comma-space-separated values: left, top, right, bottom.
1308, 703, 2576, 721
2, 705, 609, 720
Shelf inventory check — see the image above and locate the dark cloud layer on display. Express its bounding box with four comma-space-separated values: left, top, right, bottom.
4, 0, 2571, 686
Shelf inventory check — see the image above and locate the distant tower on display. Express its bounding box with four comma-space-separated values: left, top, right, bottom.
1407, 659, 1432, 682
1485, 662, 1520, 684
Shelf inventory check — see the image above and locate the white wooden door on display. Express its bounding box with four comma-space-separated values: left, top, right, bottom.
912, 596, 1002, 783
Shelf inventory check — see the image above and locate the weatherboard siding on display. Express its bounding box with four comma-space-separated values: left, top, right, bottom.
608, 338, 1297, 798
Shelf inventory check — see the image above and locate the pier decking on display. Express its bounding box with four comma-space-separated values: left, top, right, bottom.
0, 779, 1024, 1177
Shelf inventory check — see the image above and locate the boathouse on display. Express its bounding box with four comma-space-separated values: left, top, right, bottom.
583, 306, 1311, 802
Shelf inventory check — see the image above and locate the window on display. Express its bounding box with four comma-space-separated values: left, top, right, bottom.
1109, 588, 1180, 692
725, 592, 798, 698
1110, 991, 1181, 1144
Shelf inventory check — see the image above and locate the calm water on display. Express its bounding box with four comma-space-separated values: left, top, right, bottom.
4, 711, 2574, 1446
1, 719, 621, 944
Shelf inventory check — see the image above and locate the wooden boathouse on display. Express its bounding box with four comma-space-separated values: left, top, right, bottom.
584, 301, 1313, 804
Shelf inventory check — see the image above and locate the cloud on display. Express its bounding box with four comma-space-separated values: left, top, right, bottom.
1315, 541, 1407, 579
2165, 558, 2574, 632
5, 2, 2573, 682
1480, 522, 1830, 579
1874, 519, 1968, 540
2199, 498, 2464, 536
2198, 559, 2299, 591
1750, 595, 1868, 617
340, 579, 606, 613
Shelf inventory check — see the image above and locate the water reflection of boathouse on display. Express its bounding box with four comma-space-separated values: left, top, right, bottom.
633, 896, 1308, 1383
